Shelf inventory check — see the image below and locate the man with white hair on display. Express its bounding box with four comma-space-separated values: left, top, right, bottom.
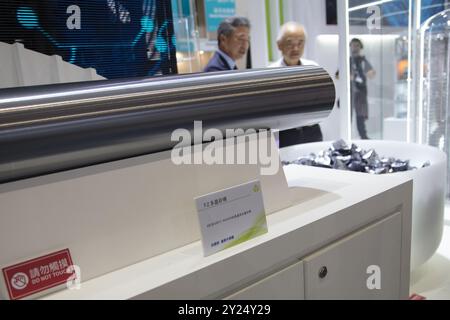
270, 22, 318, 68
270, 22, 323, 147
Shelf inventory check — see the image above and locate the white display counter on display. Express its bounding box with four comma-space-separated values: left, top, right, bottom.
38, 157, 413, 300
0, 135, 413, 300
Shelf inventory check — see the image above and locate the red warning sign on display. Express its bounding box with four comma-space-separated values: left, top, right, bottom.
2, 249, 76, 300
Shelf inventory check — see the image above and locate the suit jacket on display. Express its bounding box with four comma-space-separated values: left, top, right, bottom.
204, 52, 237, 72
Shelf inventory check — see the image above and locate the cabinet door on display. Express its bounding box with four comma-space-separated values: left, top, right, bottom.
303, 212, 402, 300
225, 261, 304, 300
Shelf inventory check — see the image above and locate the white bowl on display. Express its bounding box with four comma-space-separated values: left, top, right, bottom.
280, 140, 447, 270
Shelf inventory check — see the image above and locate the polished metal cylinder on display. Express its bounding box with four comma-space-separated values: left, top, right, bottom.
0, 66, 335, 183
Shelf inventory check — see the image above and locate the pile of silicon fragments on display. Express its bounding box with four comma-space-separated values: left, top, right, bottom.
282, 139, 430, 174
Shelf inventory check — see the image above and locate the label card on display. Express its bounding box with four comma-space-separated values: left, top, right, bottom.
195, 180, 268, 257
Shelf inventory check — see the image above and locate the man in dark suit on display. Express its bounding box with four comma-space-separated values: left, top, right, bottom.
204, 17, 251, 72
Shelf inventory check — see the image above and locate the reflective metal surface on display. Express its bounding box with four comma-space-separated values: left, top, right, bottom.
0, 66, 335, 183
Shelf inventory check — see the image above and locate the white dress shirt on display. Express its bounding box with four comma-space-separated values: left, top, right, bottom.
217, 49, 237, 70
269, 58, 319, 68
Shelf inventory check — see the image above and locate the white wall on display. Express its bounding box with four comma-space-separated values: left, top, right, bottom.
236, 0, 269, 68
314, 35, 341, 141
284, 0, 339, 61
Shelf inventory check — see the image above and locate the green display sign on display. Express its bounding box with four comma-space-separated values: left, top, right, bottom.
171, 0, 196, 53
204, 0, 236, 33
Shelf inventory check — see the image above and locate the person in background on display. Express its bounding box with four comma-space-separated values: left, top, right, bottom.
269, 22, 323, 148
204, 17, 251, 72
349, 38, 376, 140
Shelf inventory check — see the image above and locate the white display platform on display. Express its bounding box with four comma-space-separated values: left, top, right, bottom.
280, 140, 446, 270
0, 134, 413, 300
41, 164, 412, 300
0, 134, 292, 300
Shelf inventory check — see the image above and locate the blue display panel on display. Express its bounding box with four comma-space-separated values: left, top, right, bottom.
0, 0, 178, 79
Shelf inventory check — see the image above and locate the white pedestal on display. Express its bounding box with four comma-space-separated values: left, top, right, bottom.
280, 140, 447, 270
0, 135, 414, 300
40, 161, 412, 300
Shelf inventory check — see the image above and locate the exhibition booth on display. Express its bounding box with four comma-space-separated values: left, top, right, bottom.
0, 0, 449, 300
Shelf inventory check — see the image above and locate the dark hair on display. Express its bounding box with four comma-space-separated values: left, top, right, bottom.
217, 16, 251, 45
350, 38, 364, 49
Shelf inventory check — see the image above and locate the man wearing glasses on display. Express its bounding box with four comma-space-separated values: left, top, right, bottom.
270, 22, 323, 147
204, 16, 251, 72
